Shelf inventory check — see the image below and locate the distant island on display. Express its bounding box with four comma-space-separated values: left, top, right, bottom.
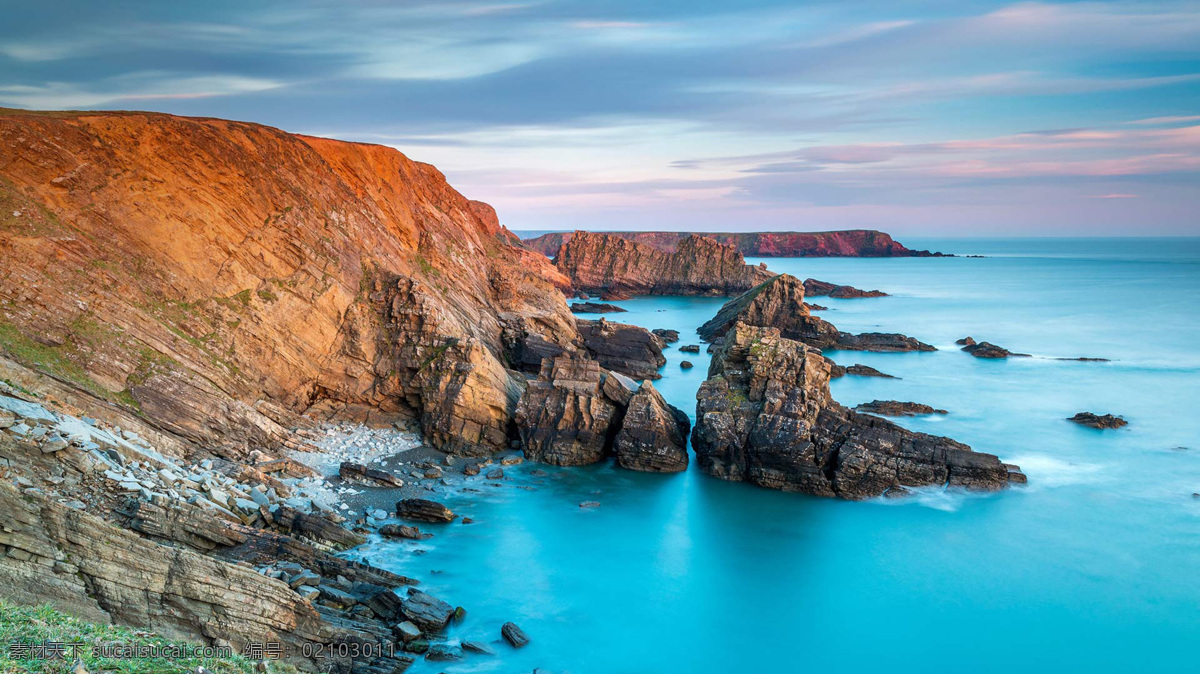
519, 229, 948, 258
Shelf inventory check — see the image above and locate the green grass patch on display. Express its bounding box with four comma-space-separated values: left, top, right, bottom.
0, 599, 299, 673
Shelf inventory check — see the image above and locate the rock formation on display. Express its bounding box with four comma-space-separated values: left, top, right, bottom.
961, 341, 1031, 358
1067, 412, 1128, 429
0, 108, 578, 460
576, 318, 666, 380
829, 364, 897, 379
514, 355, 689, 471
551, 231, 775, 297
803, 279, 888, 298
697, 275, 935, 353
855, 400, 948, 416
652, 329, 680, 343
570, 302, 627, 314
523, 229, 946, 258
613, 382, 690, 472
692, 325, 1024, 499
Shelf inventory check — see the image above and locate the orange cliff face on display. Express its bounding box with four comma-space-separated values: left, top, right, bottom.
0, 108, 575, 458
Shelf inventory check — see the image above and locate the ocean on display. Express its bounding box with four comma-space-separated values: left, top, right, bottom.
358, 238, 1200, 673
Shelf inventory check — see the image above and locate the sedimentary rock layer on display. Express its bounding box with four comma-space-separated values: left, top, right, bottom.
692, 325, 1023, 499
0, 108, 577, 458
551, 231, 775, 297
524, 229, 945, 257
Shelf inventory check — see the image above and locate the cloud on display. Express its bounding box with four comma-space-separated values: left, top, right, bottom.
0, 73, 282, 109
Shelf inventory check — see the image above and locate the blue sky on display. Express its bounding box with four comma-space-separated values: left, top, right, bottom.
1, 1, 1198, 235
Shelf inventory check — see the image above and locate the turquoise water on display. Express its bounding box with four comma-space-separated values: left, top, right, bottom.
359, 238, 1200, 673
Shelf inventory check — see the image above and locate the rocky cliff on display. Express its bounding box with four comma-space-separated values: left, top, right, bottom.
524, 229, 945, 257
697, 274, 935, 353
551, 231, 774, 297
692, 325, 1024, 499
0, 108, 576, 459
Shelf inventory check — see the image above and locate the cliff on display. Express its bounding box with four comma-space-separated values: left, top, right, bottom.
0, 108, 576, 459
524, 229, 945, 258
551, 231, 775, 297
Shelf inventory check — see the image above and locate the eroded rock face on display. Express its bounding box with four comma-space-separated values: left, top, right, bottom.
697, 275, 934, 353
0, 109, 577, 459
614, 382, 690, 472
514, 356, 627, 466
803, 279, 888, 298
692, 325, 1023, 499
524, 230, 946, 258
576, 318, 666, 380
552, 231, 775, 297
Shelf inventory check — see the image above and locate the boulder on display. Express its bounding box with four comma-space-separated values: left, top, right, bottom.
679, 344, 701, 353
652, 328, 680, 343
379, 524, 429, 540
400, 589, 455, 632
614, 382, 691, 472
501, 622, 530, 648
962, 341, 1030, 358
570, 302, 627, 314
1067, 413, 1128, 429
338, 462, 404, 488
576, 318, 666, 380
692, 324, 1023, 499
396, 498, 456, 523
680, 361, 694, 369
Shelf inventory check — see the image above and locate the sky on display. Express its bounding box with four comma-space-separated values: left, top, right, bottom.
1, 1, 1198, 236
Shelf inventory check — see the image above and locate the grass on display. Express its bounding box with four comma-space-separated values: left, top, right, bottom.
0, 322, 122, 407
0, 600, 298, 673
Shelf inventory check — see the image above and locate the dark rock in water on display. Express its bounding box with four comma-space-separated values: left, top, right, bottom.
579, 500, 601, 508
1067, 412, 1128, 429
829, 363, 897, 379
396, 498, 456, 523
652, 328, 680, 343
856, 400, 948, 417
697, 274, 934, 352
692, 324, 1023, 499
962, 341, 1030, 358
1055, 356, 1111, 362
462, 640, 495, 655
614, 382, 690, 472
679, 344, 701, 353
515, 356, 628, 466
379, 524, 429, 540
803, 278, 888, 298
401, 588, 454, 631
486, 467, 504, 480
576, 318, 666, 380
339, 461, 403, 488
425, 643, 463, 661
501, 622, 530, 648
956, 336, 976, 346
570, 301, 627, 314
805, 302, 828, 311
680, 360, 694, 369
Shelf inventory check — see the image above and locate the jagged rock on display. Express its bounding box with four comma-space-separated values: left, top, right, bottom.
698, 274, 934, 352
692, 325, 1023, 499
553, 231, 775, 297
652, 329, 680, 343
956, 336, 976, 346
962, 341, 1030, 358
396, 499, 456, 523
124, 499, 248, 551
570, 302, 627, 314
338, 462, 403, 488
379, 524, 429, 540
501, 622, 530, 648
524, 230, 945, 258
855, 400, 948, 417
803, 279, 888, 298
679, 344, 701, 354
614, 382, 690, 473
269, 506, 367, 550
514, 356, 625, 466
1067, 413, 1128, 429
400, 589, 454, 631
395, 621, 422, 642
576, 318, 666, 380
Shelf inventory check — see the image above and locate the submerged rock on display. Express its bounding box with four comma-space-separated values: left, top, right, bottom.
1067, 412, 1128, 429
570, 302, 627, 314
961, 341, 1030, 358
614, 382, 691, 472
576, 318, 666, 380
803, 278, 888, 298
501, 622, 530, 648
855, 400, 948, 417
692, 324, 1023, 499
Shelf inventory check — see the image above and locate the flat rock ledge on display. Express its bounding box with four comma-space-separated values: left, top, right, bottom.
856, 400, 948, 417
